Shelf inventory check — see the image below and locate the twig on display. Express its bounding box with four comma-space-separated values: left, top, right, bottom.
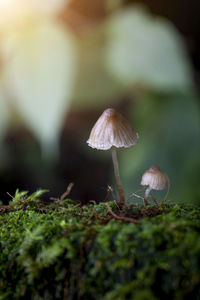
105, 203, 140, 224
89, 200, 97, 205
128, 187, 145, 198
103, 186, 112, 202
128, 190, 148, 207
74, 202, 81, 208
114, 200, 121, 210
84, 206, 102, 221
105, 186, 121, 210
6, 192, 14, 199
103, 185, 118, 203
128, 187, 146, 201
50, 197, 59, 201
128, 193, 145, 201
60, 183, 74, 201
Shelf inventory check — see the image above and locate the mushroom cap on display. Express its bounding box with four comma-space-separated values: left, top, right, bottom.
141, 165, 169, 190
87, 108, 139, 150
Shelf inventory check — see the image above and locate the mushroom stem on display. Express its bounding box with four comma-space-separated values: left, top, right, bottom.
111, 147, 125, 205
144, 187, 151, 206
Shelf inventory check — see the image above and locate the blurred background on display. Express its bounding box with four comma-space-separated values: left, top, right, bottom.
0, 0, 199, 204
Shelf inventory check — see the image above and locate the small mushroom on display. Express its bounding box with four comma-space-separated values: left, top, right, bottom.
141, 165, 170, 206
87, 108, 139, 205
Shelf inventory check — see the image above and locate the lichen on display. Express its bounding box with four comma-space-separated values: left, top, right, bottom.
0, 190, 200, 299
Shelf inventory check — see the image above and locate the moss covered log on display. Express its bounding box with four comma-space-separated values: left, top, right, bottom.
0, 190, 200, 300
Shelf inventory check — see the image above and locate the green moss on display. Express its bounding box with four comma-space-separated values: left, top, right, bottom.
0, 191, 200, 299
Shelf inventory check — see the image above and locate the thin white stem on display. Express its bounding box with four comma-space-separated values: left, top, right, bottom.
144, 187, 151, 206
111, 147, 125, 205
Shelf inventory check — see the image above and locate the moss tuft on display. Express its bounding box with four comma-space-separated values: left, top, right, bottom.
0, 191, 200, 299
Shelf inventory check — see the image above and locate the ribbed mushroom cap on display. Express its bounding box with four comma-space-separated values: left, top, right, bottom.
87, 108, 139, 150
141, 165, 169, 190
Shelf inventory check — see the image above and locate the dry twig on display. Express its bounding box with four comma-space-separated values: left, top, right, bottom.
60, 183, 74, 201
105, 203, 141, 224
89, 200, 97, 205
6, 192, 14, 199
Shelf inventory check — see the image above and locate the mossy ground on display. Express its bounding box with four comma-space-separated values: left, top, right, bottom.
0, 190, 200, 300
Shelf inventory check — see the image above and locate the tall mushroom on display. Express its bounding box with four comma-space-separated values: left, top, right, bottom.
141, 165, 170, 206
87, 108, 139, 205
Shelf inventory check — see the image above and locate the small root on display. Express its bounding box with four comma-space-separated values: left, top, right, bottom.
73, 202, 81, 208
103, 185, 118, 203
114, 200, 122, 210
89, 200, 97, 205
60, 183, 74, 201
6, 192, 14, 199
50, 197, 59, 201
105, 203, 141, 224
84, 206, 103, 222
129, 192, 148, 207
103, 186, 112, 202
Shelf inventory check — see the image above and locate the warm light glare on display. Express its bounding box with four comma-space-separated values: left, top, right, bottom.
0, 0, 67, 26
0, 0, 18, 11
0, 0, 23, 27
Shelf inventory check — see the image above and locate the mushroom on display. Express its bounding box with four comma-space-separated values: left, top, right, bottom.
87, 108, 139, 205
141, 165, 170, 206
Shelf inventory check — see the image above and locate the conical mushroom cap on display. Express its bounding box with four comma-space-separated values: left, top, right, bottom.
141, 165, 169, 190
87, 108, 139, 150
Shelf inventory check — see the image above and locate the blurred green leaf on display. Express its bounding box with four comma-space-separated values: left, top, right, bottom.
105, 5, 193, 92
2, 21, 76, 156
0, 0, 68, 28
72, 28, 125, 109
